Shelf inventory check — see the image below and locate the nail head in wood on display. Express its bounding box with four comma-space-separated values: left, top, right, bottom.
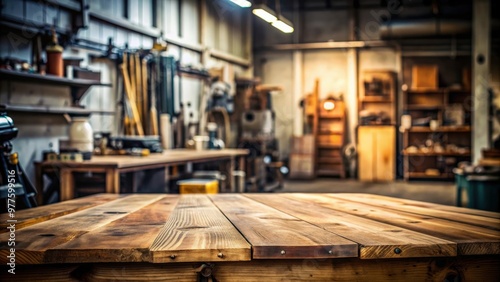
280, 250, 286, 255
170, 255, 176, 259
394, 248, 402, 254
217, 252, 224, 258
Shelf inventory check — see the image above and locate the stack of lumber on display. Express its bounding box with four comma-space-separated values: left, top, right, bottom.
120, 52, 158, 136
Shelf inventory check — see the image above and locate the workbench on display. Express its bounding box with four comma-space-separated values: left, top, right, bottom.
1, 193, 499, 281
35, 149, 248, 203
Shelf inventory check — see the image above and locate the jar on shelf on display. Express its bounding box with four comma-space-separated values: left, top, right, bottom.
69, 116, 93, 160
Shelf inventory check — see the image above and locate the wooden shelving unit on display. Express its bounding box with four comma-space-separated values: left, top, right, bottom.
316, 99, 346, 178
357, 71, 397, 182
402, 86, 472, 180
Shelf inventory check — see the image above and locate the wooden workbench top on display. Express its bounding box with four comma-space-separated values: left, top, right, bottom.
1, 193, 499, 266
37, 149, 249, 168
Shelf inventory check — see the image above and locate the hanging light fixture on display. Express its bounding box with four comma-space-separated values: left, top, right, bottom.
272, 16, 294, 33
229, 0, 252, 8
252, 4, 277, 23
252, 0, 294, 33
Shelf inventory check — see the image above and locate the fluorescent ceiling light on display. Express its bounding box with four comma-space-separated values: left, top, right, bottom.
252, 5, 277, 23
272, 19, 294, 33
229, 0, 252, 8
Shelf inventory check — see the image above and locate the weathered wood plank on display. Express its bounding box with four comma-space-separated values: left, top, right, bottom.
0, 265, 80, 282
333, 193, 500, 231
247, 194, 456, 259
210, 194, 358, 259
10, 256, 498, 282
44, 195, 179, 263
345, 193, 500, 219
149, 195, 251, 263
0, 194, 120, 232
0, 194, 164, 264
285, 194, 500, 256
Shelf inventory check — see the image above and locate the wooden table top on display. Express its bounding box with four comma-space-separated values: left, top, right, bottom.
1, 193, 499, 265
37, 149, 249, 168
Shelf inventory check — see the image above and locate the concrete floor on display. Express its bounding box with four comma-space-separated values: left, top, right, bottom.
282, 179, 457, 206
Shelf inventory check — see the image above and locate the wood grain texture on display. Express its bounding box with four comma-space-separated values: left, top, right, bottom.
213, 257, 500, 282
210, 194, 358, 259
0, 194, 164, 264
8, 256, 499, 282
44, 196, 179, 263
291, 194, 500, 256
358, 126, 375, 181
0, 194, 120, 232
248, 194, 456, 259
338, 193, 500, 219
149, 195, 251, 263
333, 193, 500, 231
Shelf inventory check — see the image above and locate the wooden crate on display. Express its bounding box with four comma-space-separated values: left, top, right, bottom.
289, 154, 315, 179
411, 65, 438, 90
290, 135, 315, 155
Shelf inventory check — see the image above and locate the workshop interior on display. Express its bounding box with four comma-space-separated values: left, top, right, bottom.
0, 0, 499, 210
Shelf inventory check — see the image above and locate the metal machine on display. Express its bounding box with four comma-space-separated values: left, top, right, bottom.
237, 85, 287, 192
0, 114, 37, 211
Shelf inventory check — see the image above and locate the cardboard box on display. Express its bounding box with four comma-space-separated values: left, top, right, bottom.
412, 65, 439, 90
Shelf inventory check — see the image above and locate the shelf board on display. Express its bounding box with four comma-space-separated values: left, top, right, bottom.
0, 104, 115, 116
316, 169, 342, 176
317, 144, 342, 149
402, 150, 471, 157
405, 88, 445, 94
407, 172, 452, 179
404, 105, 444, 110
317, 158, 342, 164
360, 97, 393, 103
407, 126, 471, 133
0, 69, 112, 105
318, 131, 343, 135
0, 69, 112, 88
319, 115, 343, 119
405, 88, 470, 94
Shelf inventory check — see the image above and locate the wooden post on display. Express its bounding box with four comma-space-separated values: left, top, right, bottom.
59, 169, 74, 201
105, 169, 120, 194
